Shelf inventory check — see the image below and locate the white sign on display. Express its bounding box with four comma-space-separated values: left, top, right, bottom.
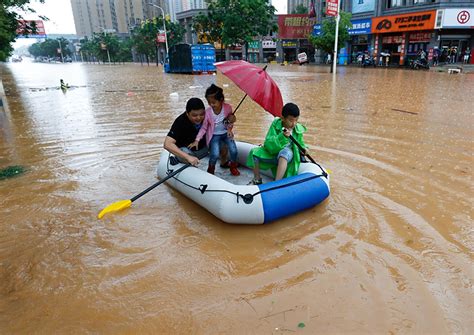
262, 40, 276, 49
298, 52, 308, 63
440, 8, 473, 28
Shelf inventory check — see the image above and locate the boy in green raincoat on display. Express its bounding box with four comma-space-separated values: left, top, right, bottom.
247, 102, 308, 184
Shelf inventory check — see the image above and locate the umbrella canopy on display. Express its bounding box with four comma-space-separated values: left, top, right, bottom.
215, 60, 283, 117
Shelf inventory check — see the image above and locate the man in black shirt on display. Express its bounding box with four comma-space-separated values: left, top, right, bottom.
164, 97, 208, 166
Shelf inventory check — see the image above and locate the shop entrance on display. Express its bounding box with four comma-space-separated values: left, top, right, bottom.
439, 39, 470, 63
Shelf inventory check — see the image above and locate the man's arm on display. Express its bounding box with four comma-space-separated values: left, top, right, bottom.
164, 136, 199, 166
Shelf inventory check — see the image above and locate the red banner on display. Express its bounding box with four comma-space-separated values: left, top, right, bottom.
326, 0, 339, 17
277, 15, 317, 39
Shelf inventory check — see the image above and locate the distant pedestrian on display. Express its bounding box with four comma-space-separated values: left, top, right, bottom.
464, 47, 470, 64
326, 53, 332, 64
450, 47, 457, 64
433, 47, 440, 66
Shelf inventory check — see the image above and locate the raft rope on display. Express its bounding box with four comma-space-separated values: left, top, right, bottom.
164, 156, 326, 204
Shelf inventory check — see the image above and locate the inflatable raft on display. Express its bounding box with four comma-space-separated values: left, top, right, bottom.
156, 141, 330, 224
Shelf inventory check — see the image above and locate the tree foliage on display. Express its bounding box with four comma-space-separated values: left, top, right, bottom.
28, 38, 71, 59
0, 0, 45, 61
130, 17, 185, 64
78, 33, 129, 63
194, 0, 277, 47
308, 11, 352, 55
292, 4, 308, 14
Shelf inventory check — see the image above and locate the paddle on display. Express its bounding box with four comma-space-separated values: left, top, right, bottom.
284, 130, 328, 178
98, 163, 191, 219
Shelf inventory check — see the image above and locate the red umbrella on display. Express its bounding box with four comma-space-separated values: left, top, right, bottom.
215, 60, 283, 117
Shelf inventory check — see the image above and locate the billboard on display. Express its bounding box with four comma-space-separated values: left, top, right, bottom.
352, 0, 375, 14
371, 10, 436, 34
278, 15, 317, 39
16, 20, 46, 38
439, 8, 473, 28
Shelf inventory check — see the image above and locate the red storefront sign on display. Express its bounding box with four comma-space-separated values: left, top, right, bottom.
277, 15, 317, 39
326, 0, 339, 17
399, 33, 406, 65
428, 48, 434, 61
382, 35, 403, 44
408, 32, 431, 42
156, 32, 166, 43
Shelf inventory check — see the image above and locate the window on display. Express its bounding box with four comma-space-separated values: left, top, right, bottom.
387, 0, 406, 8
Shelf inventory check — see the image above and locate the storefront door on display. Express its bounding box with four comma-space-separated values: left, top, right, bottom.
440, 39, 469, 63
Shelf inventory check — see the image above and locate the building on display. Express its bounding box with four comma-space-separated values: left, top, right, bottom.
70, 0, 173, 37
339, 0, 473, 65
288, 0, 311, 14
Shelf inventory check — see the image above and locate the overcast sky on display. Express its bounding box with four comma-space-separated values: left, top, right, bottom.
14, 0, 287, 47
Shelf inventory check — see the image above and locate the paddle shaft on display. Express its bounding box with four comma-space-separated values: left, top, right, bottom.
288, 133, 328, 178
130, 163, 191, 202
232, 65, 268, 115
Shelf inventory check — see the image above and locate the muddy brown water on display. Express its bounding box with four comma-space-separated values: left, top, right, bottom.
0, 61, 472, 334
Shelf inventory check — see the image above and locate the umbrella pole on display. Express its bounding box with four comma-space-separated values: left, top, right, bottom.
232, 65, 268, 114
232, 93, 247, 114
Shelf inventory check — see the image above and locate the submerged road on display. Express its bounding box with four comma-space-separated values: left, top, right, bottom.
0, 61, 472, 333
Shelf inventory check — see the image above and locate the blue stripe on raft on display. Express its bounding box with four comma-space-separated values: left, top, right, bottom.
259, 173, 330, 223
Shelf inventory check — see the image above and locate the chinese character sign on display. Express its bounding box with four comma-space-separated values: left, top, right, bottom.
278, 15, 317, 39
326, 0, 339, 17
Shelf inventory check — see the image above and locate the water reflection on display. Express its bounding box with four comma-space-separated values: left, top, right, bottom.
0, 61, 472, 333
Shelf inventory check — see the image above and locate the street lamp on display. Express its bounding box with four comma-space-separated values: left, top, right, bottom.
98, 26, 112, 65
57, 38, 64, 62
147, 2, 169, 62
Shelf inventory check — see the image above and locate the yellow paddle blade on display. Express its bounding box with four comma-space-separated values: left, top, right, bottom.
98, 199, 132, 219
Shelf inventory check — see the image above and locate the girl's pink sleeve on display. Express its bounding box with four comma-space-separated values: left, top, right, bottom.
195, 115, 209, 141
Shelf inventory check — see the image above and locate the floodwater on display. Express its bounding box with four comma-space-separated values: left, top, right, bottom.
0, 60, 472, 334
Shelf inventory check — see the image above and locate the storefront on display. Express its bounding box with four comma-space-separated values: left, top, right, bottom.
247, 41, 260, 63
282, 40, 298, 62
228, 45, 243, 60
406, 32, 431, 63
435, 8, 473, 64
262, 38, 277, 63
372, 10, 436, 66
348, 19, 372, 64
277, 14, 316, 63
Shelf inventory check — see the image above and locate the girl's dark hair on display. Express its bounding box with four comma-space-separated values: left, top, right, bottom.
282, 103, 300, 118
205, 84, 224, 101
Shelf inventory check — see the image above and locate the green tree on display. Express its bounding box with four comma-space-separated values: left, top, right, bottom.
78, 37, 98, 63
130, 20, 158, 65
28, 38, 71, 60
192, 10, 224, 58
0, 0, 45, 61
309, 11, 352, 71
166, 20, 185, 48
195, 0, 276, 60
292, 4, 308, 14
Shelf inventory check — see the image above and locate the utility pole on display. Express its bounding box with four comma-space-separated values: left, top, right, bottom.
58, 38, 64, 62
147, 2, 169, 63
